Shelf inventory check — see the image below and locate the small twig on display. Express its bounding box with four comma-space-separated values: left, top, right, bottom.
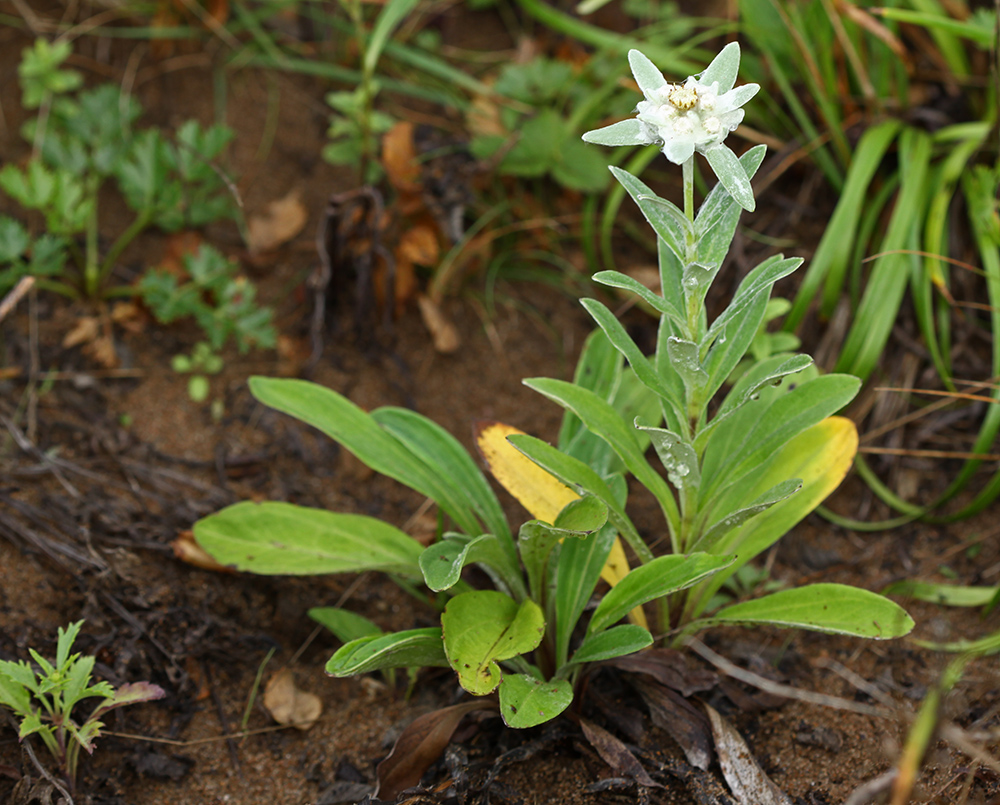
0, 276, 35, 324
684, 638, 896, 719
21, 739, 75, 805
842, 769, 897, 805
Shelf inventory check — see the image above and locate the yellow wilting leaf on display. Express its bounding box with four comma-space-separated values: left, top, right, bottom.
475, 422, 645, 628
262, 669, 322, 731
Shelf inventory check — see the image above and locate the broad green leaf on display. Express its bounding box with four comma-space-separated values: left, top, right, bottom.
589, 553, 735, 635
0, 216, 30, 263
249, 377, 482, 536
567, 624, 652, 666
700, 584, 914, 638
499, 674, 573, 728
701, 374, 861, 497
883, 581, 998, 608
553, 138, 610, 192
326, 628, 449, 676
373, 407, 510, 542
554, 495, 608, 533
518, 521, 570, 602
309, 607, 382, 642
694, 479, 801, 551
193, 501, 422, 577
688, 417, 858, 616
441, 592, 544, 695
524, 377, 679, 535
555, 523, 617, 666
419, 533, 511, 593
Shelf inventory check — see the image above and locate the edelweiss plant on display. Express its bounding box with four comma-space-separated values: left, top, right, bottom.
0, 621, 164, 794
193, 43, 914, 732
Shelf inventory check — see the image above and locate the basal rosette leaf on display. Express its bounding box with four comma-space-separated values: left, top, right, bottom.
441, 591, 544, 696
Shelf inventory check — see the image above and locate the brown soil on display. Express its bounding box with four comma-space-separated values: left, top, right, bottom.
2, 8, 999, 805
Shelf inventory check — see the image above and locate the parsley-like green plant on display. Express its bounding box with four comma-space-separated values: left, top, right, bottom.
0, 620, 165, 795
192, 44, 914, 731
0, 39, 236, 303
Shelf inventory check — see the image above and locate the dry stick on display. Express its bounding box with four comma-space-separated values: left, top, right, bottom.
0, 276, 35, 324
27, 284, 40, 444
104, 720, 338, 747
0, 413, 81, 499
21, 740, 75, 805
684, 638, 896, 719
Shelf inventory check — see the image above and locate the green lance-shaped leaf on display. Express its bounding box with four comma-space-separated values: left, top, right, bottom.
694, 144, 767, 269
419, 533, 511, 593
441, 592, 545, 695
702, 143, 755, 212
566, 624, 653, 667
697, 584, 915, 639
524, 377, 680, 536
499, 674, 573, 729
588, 553, 735, 636
309, 608, 382, 643
248, 377, 484, 537
694, 478, 801, 551
373, 407, 511, 543
882, 581, 999, 608
582, 298, 687, 432
559, 327, 623, 455
555, 523, 617, 667
607, 166, 690, 265
505, 433, 651, 564
326, 628, 450, 676
194, 501, 423, 577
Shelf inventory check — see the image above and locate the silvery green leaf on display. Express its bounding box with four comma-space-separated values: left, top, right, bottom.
628, 49, 668, 97
695, 145, 767, 271
698, 42, 741, 94
582, 119, 651, 147
694, 478, 801, 550
666, 336, 708, 405
725, 83, 761, 110
635, 420, 701, 490
682, 261, 718, 308
609, 166, 690, 263
704, 256, 803, 347
702, 144, 755, 212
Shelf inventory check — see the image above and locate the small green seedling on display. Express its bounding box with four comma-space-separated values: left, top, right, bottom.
0, 621, 165, 794
172, 341, 224, 404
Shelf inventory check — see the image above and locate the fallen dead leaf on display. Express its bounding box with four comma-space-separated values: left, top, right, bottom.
417, 293, 460, 353
705, 703, 793, 805
171, 530, 235, 573
376, 701, 496, 800
247, 189, 308, 253
263, 669, 322, 731
382, 121, 421, 194
62, 316, 100, 349
580, 718, 661, 788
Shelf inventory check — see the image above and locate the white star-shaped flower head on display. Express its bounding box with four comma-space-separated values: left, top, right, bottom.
583, 43, 761, 211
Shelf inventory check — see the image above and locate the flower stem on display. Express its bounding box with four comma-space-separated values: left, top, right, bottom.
682, 157, 694, 224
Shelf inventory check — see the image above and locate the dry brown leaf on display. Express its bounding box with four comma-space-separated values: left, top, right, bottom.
84, 335, 119, 368
398, 225, 440, 267
466, 93, 505, 138
417, 293, 460, 353
247, 189, 308, 253
62, 317, 100, 349
382, 121, 421, 193
171, 530, 235, 573
263, 669, 322, 731
376, 701, 496, 800
579, 718, 662, 788
705, 703, 793, 805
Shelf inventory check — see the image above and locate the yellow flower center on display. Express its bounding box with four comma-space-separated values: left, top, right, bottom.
668, 85, 698, 111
